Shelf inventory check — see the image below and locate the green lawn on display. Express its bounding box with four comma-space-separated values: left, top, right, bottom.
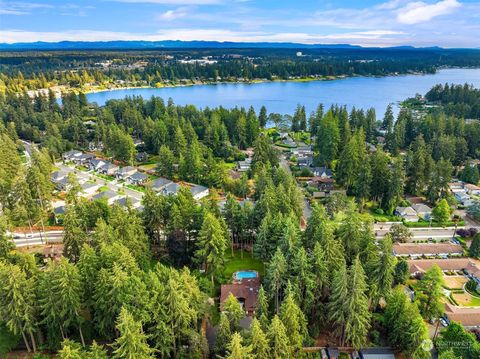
223, 250, 265, 280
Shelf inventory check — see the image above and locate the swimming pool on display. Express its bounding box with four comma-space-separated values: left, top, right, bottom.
234, 271, 258, 280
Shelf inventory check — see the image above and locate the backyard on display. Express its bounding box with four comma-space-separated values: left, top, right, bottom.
444, 274, 480, 307
223, 249, 264, 281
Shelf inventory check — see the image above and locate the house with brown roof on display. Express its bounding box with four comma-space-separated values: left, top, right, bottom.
220, 277, 260, 316
407, 258, 472, 275
393, 243, 464, 258
444, 303, 480, 329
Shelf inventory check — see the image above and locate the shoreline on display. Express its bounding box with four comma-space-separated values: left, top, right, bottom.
29, 66, 476, 99
45, 71, 433, 98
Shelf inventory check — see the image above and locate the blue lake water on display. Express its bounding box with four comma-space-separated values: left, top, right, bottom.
87, 68, 480, 116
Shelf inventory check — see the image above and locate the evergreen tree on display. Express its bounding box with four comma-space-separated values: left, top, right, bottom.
415, 264, 445, 321
385, 287, 430, 359
223, 293, 245, 331
470, 233, 480, 258
265, 248, 287, 313
39, 258, 85, 345
111, 307, 154, 359
215, 313, 232, 358
0, 262, 37, 352
267, 315, 291, 359
225, 332, 253, 359
250, 318, 270, 358
279, 291, 307, 356
195, 212, 228, 285
328, 262, 348, 345
344, 257, 371, 349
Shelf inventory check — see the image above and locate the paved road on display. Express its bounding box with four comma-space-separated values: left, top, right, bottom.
12, 231, 63, 247
373, 223, 480, 240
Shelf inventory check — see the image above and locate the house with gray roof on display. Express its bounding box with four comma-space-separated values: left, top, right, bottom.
191, 185, 209, 200
116, 166, 137, 180
161, 182, 181, 196
98, 162, 119, 176
92, 190, 122, 205
150, 177, 173, 192
126, 171, 148, 185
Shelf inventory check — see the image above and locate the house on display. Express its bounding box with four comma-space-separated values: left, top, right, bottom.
191, 185, 209, 200
88, 158, 106, 171
444, 303, 480, 329
116, 166, 137, 180
73, 153, 95, 165
395, 206, 419, 222
161, 182, 181, 196
454, 191, 474, 207
126, 172, 148, 185
98, 162, 119, 176
63, 150, 82, 161
92, 190, 122, 205
393, 243, 464, 258
309, 177, 335, 191
80, 182, 102, 197
220, 277, 260, 315
297, 155, 313, 167
407, 258, 480, 278
51, 171, 67, 184
114, 196, 141, 209
465, 183, 480, 196
411, 203, 433, 220
449, 182, 464, 190
54, 176, 70, 191
311, 167, 333, 178
237, 158, 252, 172
150, 177, 173, 192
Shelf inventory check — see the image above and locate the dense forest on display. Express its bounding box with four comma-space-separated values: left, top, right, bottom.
1, 79, 480, 358
2, 47, 480, 93
426, 83, 480, 119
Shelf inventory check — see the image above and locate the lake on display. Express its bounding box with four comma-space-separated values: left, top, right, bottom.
87, 68, 480, 116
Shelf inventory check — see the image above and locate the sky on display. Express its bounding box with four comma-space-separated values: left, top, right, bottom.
0, 0, 479, 47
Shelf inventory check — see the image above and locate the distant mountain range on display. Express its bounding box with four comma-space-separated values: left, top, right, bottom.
0, 40, 448, 51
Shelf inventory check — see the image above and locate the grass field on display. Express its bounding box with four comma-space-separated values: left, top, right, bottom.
443, 275, 468, 290
452, 292, 480, 306
223, 249, 264, 280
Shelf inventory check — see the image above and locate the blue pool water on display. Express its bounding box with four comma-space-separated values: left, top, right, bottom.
235, 271, 258, 280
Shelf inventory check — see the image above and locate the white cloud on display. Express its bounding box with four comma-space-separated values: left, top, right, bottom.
157, 7, 189, 20
396, 0, 461, 24
0, 1, 52, 15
